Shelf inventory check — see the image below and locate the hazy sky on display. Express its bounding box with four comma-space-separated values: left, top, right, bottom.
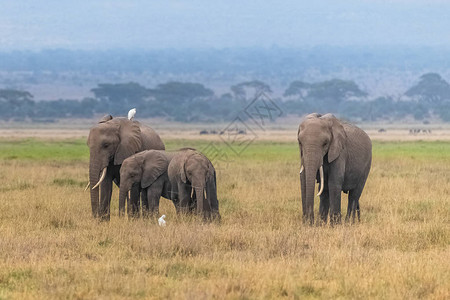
1, 0, 450, 50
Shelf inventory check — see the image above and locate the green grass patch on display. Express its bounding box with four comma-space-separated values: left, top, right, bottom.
166, 139, 299, 161
0, 138, 448, 162
0, 269, 33, 291
0, 138, 88, 161
166, 140, 450, 162
372, 141, 450, 160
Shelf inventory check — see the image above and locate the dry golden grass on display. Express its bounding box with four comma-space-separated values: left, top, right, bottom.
0, 138, 449, 299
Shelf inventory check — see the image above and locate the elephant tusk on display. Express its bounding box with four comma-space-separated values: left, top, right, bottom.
299, 165, 304, 174
128, 190, 131, 200
191, 187, 194, 199
92, 168, 107, 190
84, 181, 90, 191
317, 165, 324, 196
204, 189, 207, 200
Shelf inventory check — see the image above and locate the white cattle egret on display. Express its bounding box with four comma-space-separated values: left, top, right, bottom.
128, 108, 136, 120
158, 215, 166, 227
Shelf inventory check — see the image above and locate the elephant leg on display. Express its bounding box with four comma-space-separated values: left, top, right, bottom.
111, 166, 122, 217
141, 188, 149, 218
319, 188, 330, 224
345, 197, 354, 223
352, 200, 359, 223
141, 188, 149, 217
348, 187, 363, 223
169, 181, 179, 211
118, 184, 125, 217
356, 201, 360, 222
129, 185, 141, 219
119, 195, 126, 217
207, 176, 220, 221
148, 178, 164, 218
203, 192, 212, 221
99, 172, 113, 221
177, 182, 190, 214
118, 177, 125, 217
328, 185, 342, 225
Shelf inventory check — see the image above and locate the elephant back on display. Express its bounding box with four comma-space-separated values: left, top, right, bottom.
139, 123, 165, 151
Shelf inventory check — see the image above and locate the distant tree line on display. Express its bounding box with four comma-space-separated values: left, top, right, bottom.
1, 73, 449, 122
283, 73, 450, 122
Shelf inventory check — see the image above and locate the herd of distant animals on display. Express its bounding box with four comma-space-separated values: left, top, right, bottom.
377, 128, 432, 134
409, 128, 432, 134
204, 128, 431, 135
199, 129, 247, 135
87, 109, 374, 225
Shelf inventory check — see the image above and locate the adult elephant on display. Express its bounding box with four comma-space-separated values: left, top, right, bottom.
87, 115, 165, 220
297, 113, 372, 225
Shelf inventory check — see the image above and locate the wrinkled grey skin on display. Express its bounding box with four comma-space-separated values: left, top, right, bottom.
87, 115, 165, 220
168, 148, 220, 221
298, 113, 372, 225
119, 150, 176, 218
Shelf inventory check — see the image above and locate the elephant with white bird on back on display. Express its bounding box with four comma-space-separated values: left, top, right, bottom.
87, 114, 165, 221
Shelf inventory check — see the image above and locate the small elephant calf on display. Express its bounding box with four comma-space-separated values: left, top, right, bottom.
119, 148, 220, 221
168, 148, 220, 221
119, 150, 174, 218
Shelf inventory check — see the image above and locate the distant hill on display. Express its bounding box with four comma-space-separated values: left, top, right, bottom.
1, 47, 450, 100
1, 47, 450, 74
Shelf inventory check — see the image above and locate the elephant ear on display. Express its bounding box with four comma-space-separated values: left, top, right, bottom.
114, 119, 142, 165
322, 114, 346, 163
180, 151, 195, 183
141, 151, 169, 189
180, 160, 187, 183
207, 162, 215, 182
99, 114, 113, 123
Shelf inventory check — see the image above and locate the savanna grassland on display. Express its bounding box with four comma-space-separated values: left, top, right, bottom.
0, 137, 449, 299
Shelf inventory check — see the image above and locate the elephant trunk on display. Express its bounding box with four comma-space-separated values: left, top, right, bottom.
195, 184, 204, 215
302, 152, 323, 225
89, 158, 101, 218
195, 183, 211, 220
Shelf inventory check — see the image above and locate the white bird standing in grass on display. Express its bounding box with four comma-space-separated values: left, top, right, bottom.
128, 108, 136, 120
158, 215, 166, 227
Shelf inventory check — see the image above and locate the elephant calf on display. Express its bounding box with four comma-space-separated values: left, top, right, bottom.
119, 148, 220, 221
119, 150, 175, 218
168, 148, 220, 221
